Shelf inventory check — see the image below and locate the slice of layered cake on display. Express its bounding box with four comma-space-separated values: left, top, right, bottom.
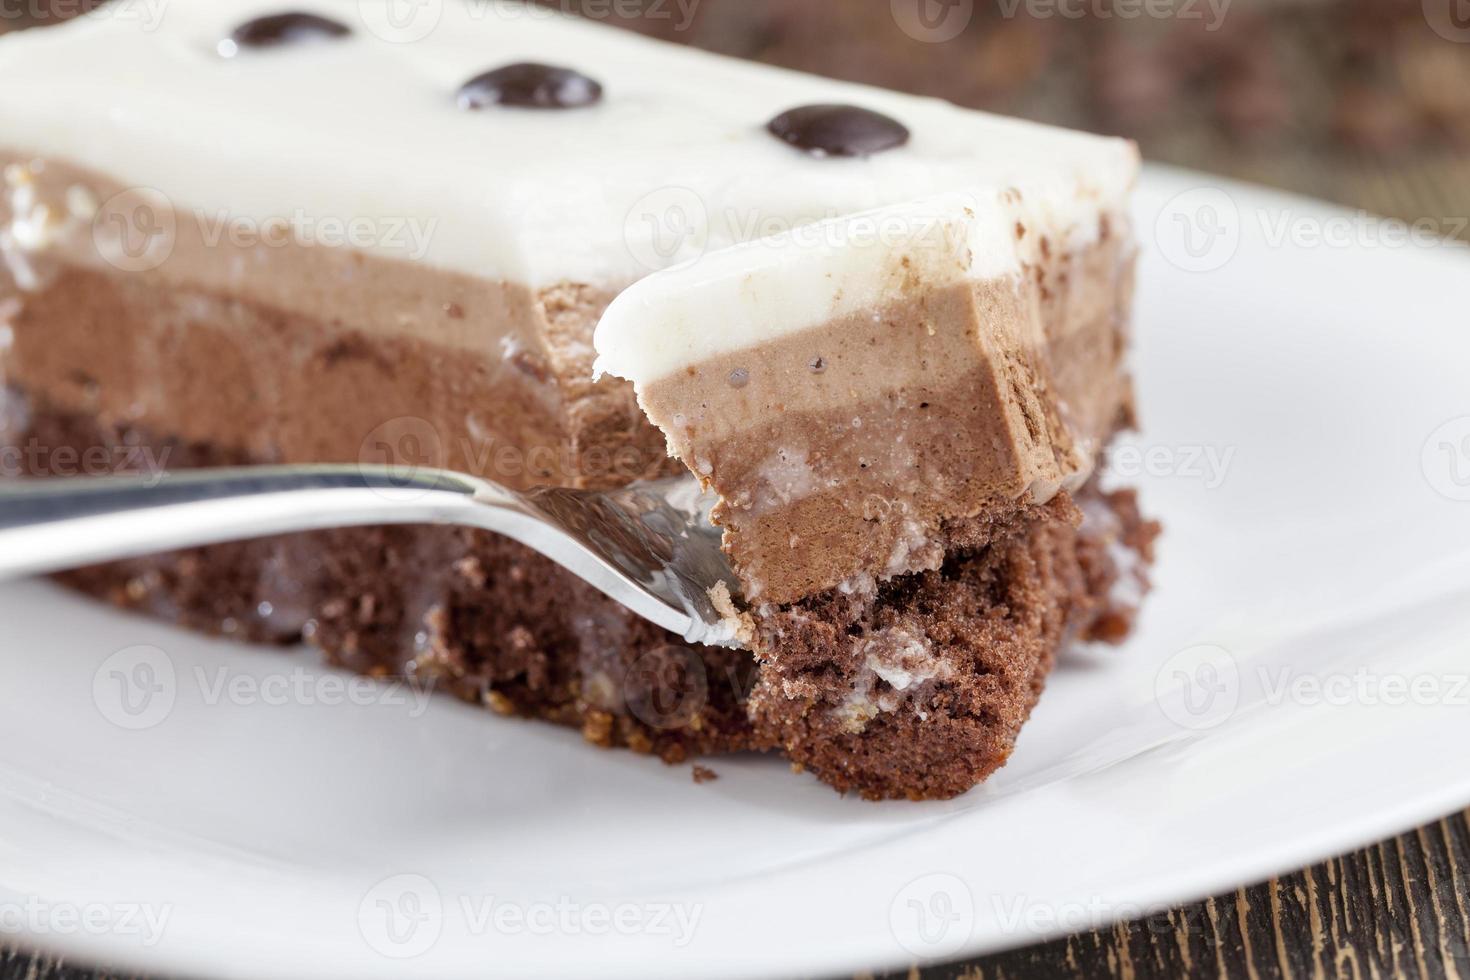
0, 0, 1155, 799
596, 188, 1154, 796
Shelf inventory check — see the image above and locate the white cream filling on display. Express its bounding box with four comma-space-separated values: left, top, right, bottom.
833, 625, 952, 733
0, 162, 97, 291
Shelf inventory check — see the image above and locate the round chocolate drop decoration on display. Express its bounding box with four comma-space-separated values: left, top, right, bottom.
220, 12, 351, 56
766, 104, 910, 158
457, 63, 603, 110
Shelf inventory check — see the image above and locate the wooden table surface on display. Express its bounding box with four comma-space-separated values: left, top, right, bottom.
3, 2, 1469, 978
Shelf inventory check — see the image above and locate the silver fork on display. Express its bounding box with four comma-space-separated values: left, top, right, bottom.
0, 466, 744, 647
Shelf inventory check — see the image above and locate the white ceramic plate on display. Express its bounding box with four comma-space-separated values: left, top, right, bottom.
3, 166, 1470, 980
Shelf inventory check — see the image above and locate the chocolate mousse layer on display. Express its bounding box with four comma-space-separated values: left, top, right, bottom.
0, 156, 672, 490
637, 232, 1136, 604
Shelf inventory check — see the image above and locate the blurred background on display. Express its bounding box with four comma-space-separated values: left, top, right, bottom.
7, 0, 1470, 233
547, 0, 1470, 231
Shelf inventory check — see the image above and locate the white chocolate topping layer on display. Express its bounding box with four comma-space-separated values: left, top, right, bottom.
0, 0, 1136, 303
594, 189, 1081, 385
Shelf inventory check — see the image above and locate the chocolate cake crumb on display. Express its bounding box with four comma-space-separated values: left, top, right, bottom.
692, 765, 719, 784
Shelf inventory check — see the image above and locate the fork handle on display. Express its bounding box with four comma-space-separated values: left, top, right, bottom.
0, 465, 509, 580
0, 465, 714, 643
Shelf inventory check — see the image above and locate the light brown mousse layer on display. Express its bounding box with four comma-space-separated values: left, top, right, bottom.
0, 154, 671, 490
637, 230, 1137, 605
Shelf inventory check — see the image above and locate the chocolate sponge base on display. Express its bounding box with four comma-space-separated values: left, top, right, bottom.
4, 386, 1156, 800
750, 490, 1157, 800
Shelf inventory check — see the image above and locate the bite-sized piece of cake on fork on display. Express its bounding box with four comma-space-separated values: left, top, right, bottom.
596, 185, 1153, 797
0, 0, 1155, 799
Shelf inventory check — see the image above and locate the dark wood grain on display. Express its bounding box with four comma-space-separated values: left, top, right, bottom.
877, 809, 1470, 980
